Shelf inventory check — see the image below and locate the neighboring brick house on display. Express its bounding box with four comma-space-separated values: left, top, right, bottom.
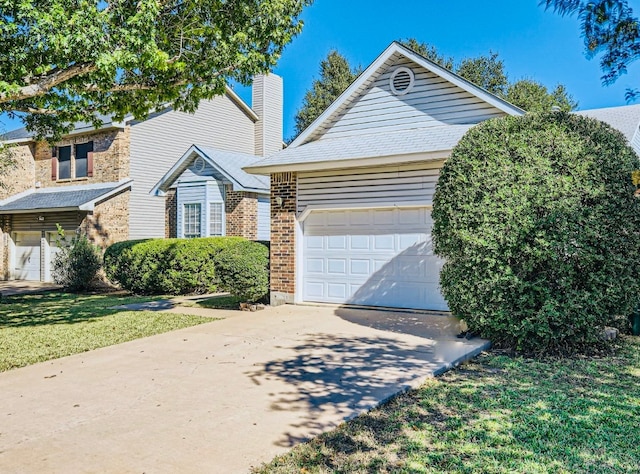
0, 74, 283, 282
151, 145, 270, 240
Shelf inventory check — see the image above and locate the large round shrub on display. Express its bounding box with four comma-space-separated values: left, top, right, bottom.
432, 112, 640, 354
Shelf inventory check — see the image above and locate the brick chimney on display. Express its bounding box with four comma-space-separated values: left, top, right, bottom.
253, 74, 283, 157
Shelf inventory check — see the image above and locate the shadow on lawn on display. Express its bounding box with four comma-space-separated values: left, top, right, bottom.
246, 332, 440, 448
0, 292, 149, 328
254, 341, 640, 473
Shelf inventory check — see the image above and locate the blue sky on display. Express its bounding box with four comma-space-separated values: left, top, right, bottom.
2, 1, 639, 139
257, 0, 640, 138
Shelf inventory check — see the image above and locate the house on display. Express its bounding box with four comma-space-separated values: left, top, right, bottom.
0, 74, 283, 282
245, 42, 526, 311
576, 104, 640, 155
150, 145, 271, 241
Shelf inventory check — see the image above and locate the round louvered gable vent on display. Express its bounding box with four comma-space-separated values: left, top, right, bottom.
193, 156, 206, 173
390, 67, 415, 95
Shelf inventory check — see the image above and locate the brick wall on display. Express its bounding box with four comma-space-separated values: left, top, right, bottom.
165, 189, 177, 238
82, 190, 130, 249
0, 143, 36, 200
225, 186, 258, 240
270, 172, 297, 305
34, 128, 130, 187
0, 144, 36, 279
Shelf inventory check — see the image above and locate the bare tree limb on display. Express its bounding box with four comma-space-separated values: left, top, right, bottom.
0, 63, 97, 103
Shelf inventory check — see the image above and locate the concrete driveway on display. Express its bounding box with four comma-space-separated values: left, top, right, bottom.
0, 304, 488, 473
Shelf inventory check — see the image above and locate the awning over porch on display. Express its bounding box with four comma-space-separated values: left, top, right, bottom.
0, 180, 132, 214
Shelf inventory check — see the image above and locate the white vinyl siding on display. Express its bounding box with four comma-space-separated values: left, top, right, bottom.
209, 202, 224, 236
297, 161, 445, 214
183, 203, 202, 238
257, 196, 270, 241
129, 95, 257, 240
176, 178, 226, 238
313, 54, 506, 141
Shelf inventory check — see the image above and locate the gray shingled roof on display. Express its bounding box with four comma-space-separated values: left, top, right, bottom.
576, 104, 640, 142
194, 146, 269, 190
1, 114, 118, 142
247, 125, 475, 171
0, 182, 127, 213
153, 145, 269, 195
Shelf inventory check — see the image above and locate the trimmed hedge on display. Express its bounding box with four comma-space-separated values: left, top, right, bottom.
432, 112, 640, 355
215, 240, 269, 302
104, 237, 266, 297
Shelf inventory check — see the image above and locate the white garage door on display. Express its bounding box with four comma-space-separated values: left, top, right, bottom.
302, 208, 448, 311
14, 232, 42, 281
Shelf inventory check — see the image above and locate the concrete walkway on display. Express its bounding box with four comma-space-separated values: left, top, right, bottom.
0, 304, 489, 473
0, 281, 61, 296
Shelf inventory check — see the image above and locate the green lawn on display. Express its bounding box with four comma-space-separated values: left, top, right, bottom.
190, 294, 245, 310
256, 337, 640, 474
0, 292, 211, 372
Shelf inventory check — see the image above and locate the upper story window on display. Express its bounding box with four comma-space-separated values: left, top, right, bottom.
52, 141, 94, 181
57, 146, 72, 180
75, 142, 93, 178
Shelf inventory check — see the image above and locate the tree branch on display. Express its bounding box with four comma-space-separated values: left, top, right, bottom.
0, 63, 97, 103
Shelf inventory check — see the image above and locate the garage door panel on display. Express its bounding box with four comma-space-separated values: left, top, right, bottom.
373, 209, 394, 225
305, 281, 325, 298
306, 258, 324, 273
305, 235, 324, 249
350, 259, 370, 275
327, 235, 347, 249
327, 259, 347, 275
373, 234, 394, 250
349, 235, 369, 250
302, 208, 448, 311
327, 283, 348, 299
350, 210, 370, 225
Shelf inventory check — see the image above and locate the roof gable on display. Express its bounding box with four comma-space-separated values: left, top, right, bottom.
292, 41, 523, 147
151, 145, 269, 196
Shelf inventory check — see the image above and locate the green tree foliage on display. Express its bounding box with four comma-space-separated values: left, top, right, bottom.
293, 50, 360, 138
401, 38, 454, 70
542, 0, 640, 96
406, 39, 577, 111
506, 79, 578, 112
456, 52, 508, 96
432, 112, 640, 355
0, 0, 311, 139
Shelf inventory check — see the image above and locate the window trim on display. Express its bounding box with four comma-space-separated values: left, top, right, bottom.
183, 202, 202, 239
52, 141, 94, 181
208, 201, 225, 236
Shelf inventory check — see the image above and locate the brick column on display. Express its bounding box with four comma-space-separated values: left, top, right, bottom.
165, 189, 177, 238
270, 172, 297, 306
225, 187, 258, 240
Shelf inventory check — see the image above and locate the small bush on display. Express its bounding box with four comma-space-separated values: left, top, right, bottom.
214, 240, 269, 302
103, 237, 252, 295
52, 228, 102, 291
432, 112, 640, 355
